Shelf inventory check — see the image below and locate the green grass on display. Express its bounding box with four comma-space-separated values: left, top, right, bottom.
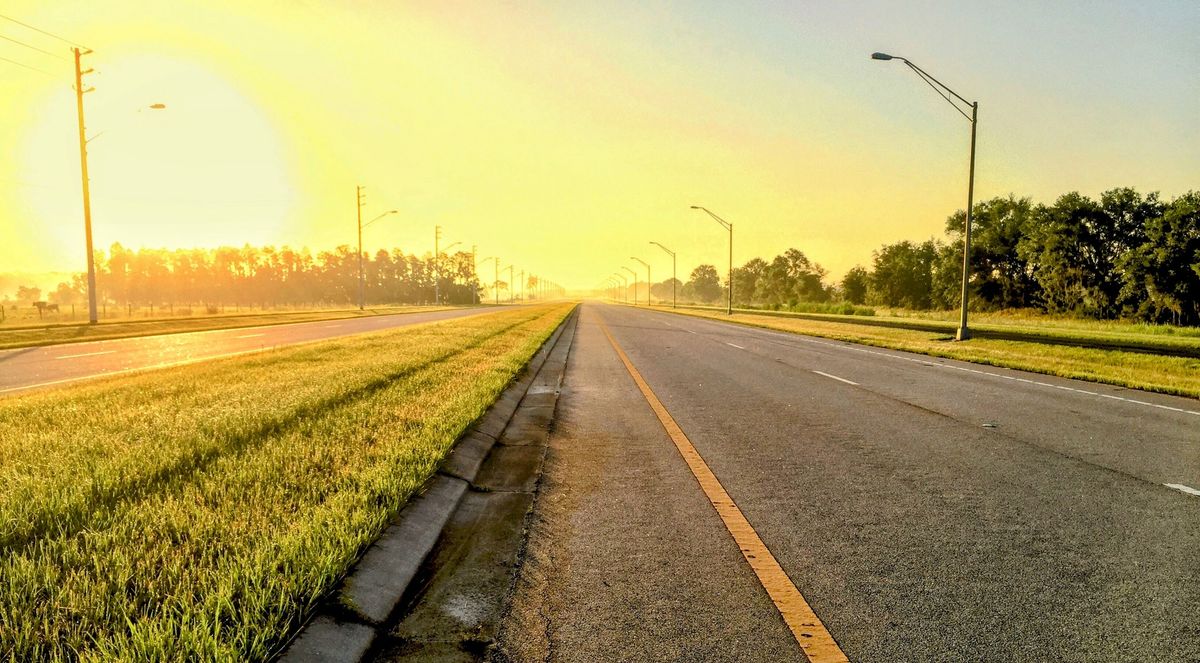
0, 305, 463, 351
0, 302, 574, 661
667, 307, 1200, 399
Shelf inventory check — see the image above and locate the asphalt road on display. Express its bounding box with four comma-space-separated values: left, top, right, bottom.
497, 303, 1200, 662
0, 306, 505, 395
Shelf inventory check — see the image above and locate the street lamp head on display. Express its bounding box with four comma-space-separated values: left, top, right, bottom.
689, 205, 701, 209
148, 103, 167, 109
871, 52, 895, 61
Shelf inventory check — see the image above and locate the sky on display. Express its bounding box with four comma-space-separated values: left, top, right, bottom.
1, 0, 1197, 290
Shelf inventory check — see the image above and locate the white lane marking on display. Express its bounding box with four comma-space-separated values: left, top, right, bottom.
725, 342, 746, 349
55, 350, 116, 360
686, 329, 697, 334
666, 313, 1200, 418
1165, 483, 1200, 497
235, 333, 266, 339
812, 370, 859, 386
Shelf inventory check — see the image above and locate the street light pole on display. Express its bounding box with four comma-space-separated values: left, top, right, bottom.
621, 266, 638, 306
613, 273, 627, 304
358, 207, 398, 309
650, 241, 676, 309
690, 206, 733, 315
631, 257, 650, 306
872, 51, 977, 341
438, 240, 461, 305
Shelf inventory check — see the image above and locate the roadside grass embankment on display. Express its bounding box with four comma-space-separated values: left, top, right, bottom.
0, 304, 462, 351
665, 306, 1200, 399
0, 302, 574, 661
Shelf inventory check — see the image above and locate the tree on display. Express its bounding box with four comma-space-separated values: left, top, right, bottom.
49, 280, 84, 306
1018, 191, 1146, 317
687, 264, 722, 303
650, 278, 682, 302
869, 240, 937, 309
731, 258, 767, 306
946, 195, 1040, 309
15, 285, 41, 304
841, 266, 869, 305
1119, 191, 1200, 324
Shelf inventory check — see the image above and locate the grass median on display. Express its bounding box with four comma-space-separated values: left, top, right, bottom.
0, 304, 462, 351
667, 307, 1200, 399
0, 302, 574, 661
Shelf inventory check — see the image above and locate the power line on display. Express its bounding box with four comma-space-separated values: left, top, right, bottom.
0, 32, 67, 59
0, 13, 88, 50
0, 53, 52, 76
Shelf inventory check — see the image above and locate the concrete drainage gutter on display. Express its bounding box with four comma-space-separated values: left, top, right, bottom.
281, 305, 579, 663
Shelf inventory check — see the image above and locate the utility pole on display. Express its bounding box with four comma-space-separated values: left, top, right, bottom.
74, 47, 98, 324
471, 245, 478, 304
509, 265, 514, 304
494, 258, 500, 305
520, 270, 525, 302
356, 185, 366, 310
434, 225, 441, 305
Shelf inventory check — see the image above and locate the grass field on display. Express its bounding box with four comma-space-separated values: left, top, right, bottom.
0, 304, 461, 351
0, 302, 573, 661
667, 307, 1200, 399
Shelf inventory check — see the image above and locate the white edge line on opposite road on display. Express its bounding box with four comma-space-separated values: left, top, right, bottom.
1165, 483, 1200, 497
726, 342, 746, 349
1, 307, 511, 397
235, 333, 267, 339
0, 347, 271, 395
55, 350, 116, 360
0, 307, 493, 353
812, 370, 859, 386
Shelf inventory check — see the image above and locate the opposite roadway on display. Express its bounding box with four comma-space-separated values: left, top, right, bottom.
497, 303, 1199, 662
0, 306, 503, 395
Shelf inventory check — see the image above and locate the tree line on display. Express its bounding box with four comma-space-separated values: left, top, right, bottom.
9, 243, 509, 309
638, 188, 1198, 325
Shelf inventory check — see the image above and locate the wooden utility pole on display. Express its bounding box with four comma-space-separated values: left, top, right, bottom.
74, 47, 98, 324
434, 225, 442, 305
356, 185, 366, 309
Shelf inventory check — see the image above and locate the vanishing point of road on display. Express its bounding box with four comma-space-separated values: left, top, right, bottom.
0, 306, 504, 394
497, 303, 1199, 662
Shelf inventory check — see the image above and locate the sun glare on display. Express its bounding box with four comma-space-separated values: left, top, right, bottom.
17, 53, 297, 263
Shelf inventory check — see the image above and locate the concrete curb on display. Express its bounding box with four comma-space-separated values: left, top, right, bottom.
280, 305, 579, 663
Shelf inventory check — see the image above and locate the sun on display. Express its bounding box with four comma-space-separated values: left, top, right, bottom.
16, 53, 298, 264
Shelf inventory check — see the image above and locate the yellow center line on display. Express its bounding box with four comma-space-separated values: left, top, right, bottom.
598, 316, 850, 663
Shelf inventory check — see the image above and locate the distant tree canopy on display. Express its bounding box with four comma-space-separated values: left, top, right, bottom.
847, 188, 1199, 324
41, 243, 487, 308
